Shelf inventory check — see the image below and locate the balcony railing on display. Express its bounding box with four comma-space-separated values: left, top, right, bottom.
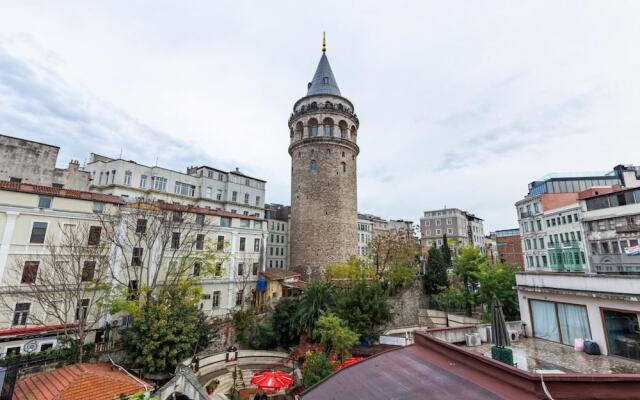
616, 224, 640, 233
547, 241, 580, 249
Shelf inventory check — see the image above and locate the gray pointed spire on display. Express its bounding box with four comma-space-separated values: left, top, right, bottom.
307, 53, 341, 96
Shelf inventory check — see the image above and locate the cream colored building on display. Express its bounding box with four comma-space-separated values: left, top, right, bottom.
0, 181, 266, 356
85, 154, 266, 218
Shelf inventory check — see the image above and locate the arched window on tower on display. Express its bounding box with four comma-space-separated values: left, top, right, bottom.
323, 118, 333, 137
350, 126, 357, 142
295, 121, 304, 140
310, 160, 317, 173
338, 121, 348, 139
341, 162, 346, 173
308, 118, 318, 137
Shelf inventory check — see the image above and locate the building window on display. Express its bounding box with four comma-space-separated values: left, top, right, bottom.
132, 247, 143, 266
152, 176, 168, 191
310, 160, 317, 173
136, 219, 147, 234
309, 119, 318, 137
30, 222, 48, 244
111, 170, 116, 184
196, 234, 205, 250
75, 299, 90, 322
212, 291, 220, 308
236, 290, 243, 306
175, 182, 195, 196
195, 213, 205, 225
12, 303, 30, 326
237, 263, 244, 276
206, 187, 212, 198
93, 202, 105, 213
21, 261, 39, 284
171, 232, 180, 249
240, 219, 250, 228
239, 237, 246, 251
124, 171, 132, 185
128, 280, 139, 300
244, 193, 250, 204
252, 263, 259, 275
530, 300, 590, 345
81, 261, 96, 282
38, 195, 52, 209
220, 217, 231, 227
232, 191, 238, 202
217, 235, 225, 250
88, 226, 102, 245
173, 211, 183, 223
193, 261, 201, 276
254, 238, 261, 252
256, 196, 261, 206
217, 190, 223, 200
140, 174, 147, 188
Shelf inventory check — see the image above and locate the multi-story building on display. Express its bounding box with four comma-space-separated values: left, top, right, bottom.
288, 41, 359, 279
484, 234, 499, 265
0, 134, 90, 190
85, 154, 266, 218
582, 186, 640, 274
0, 178, 267, 356
516, 165, 640, 271
265, 203, 290, 269
357, 214, 373, 259
493, 229, 523, 267
420, 208, 485, 252
387, 220, 415, 240
516, 167, 640, 362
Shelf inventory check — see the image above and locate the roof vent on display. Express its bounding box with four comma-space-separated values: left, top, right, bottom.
308, 82, 312, 89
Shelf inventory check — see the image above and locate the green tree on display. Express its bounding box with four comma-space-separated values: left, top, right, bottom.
325, 256, 374, 283
303, 351, 335, 388
316, 313, 360, 361
272, 298, 301, 348
423, 245, 448, 296
195, 310, 217, 353
432, 285, 466, 312
250, 320, 278, 350
295, 282, 336, 339
477, 262, 520, 321
441, 234, 452, 268
122, 281, 201, 376
453, 245, 485, 316
232, 309, 254, 343
336, 280, 392, 338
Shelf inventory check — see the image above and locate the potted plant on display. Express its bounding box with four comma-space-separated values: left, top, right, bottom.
206, 379, 220, 394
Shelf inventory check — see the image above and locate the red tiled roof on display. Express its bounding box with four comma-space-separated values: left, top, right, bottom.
260, 268, 298, 281
0, 181, 123, 204
155, 201, 264, 221
0, 323, 74, 338
13, 363, 150, 400
283, 280, 307, 289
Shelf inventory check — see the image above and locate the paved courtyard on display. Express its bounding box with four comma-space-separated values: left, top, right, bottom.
469, 337, 640, 374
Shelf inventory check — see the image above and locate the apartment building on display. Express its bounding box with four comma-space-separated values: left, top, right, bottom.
0, 134, 90, 190
0, 180, 266, 356
420, 208, 485, 252
85, 154, 266, 218
516, 166, 640, 361
493, 229, 523, 267
516, 165, 640, 271
357, 214, 373, 259
265, 203, 290, 269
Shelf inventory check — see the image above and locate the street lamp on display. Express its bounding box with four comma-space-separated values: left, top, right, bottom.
226, 346, 239, 399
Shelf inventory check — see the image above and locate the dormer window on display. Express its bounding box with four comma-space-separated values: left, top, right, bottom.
323, 77, 329, 84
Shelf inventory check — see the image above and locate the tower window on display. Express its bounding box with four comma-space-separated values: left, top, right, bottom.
323, 77, 329, 84
341, 162, 346, 173
310, 161, 317, 173
309, 118, 318, 137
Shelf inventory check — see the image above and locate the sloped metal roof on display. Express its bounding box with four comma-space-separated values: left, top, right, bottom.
307, 53, 341, 96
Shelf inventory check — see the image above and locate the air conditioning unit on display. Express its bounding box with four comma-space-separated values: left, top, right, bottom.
509, 330, 520, 342
465, 333, 482, 347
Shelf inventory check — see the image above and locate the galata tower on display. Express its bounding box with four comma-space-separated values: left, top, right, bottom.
289, 35, 359, 280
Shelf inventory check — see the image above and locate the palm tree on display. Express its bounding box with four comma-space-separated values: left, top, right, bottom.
295, 282, 336, 339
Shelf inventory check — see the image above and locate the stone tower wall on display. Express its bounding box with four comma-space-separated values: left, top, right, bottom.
289, 95, 359, 279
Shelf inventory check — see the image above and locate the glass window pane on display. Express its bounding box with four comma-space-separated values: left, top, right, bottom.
557, 303, 591, 345
531, 300, 560, 342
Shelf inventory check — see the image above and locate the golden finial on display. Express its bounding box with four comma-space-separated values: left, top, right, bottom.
322, 32, 326, 53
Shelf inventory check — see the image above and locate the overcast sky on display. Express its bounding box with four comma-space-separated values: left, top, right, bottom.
1, 1, 639, 231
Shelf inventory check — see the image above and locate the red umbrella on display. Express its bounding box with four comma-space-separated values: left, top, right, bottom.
337, 357, 365, 369
250, 370, 294, 391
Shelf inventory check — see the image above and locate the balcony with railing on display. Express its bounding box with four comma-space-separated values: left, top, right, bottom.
548, 241, 585, 272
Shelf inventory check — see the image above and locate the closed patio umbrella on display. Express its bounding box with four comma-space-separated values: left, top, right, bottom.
490, 294, 513, 365
491, 294, 511, 347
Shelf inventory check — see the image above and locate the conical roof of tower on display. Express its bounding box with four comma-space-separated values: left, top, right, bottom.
307, 53, 341, 96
